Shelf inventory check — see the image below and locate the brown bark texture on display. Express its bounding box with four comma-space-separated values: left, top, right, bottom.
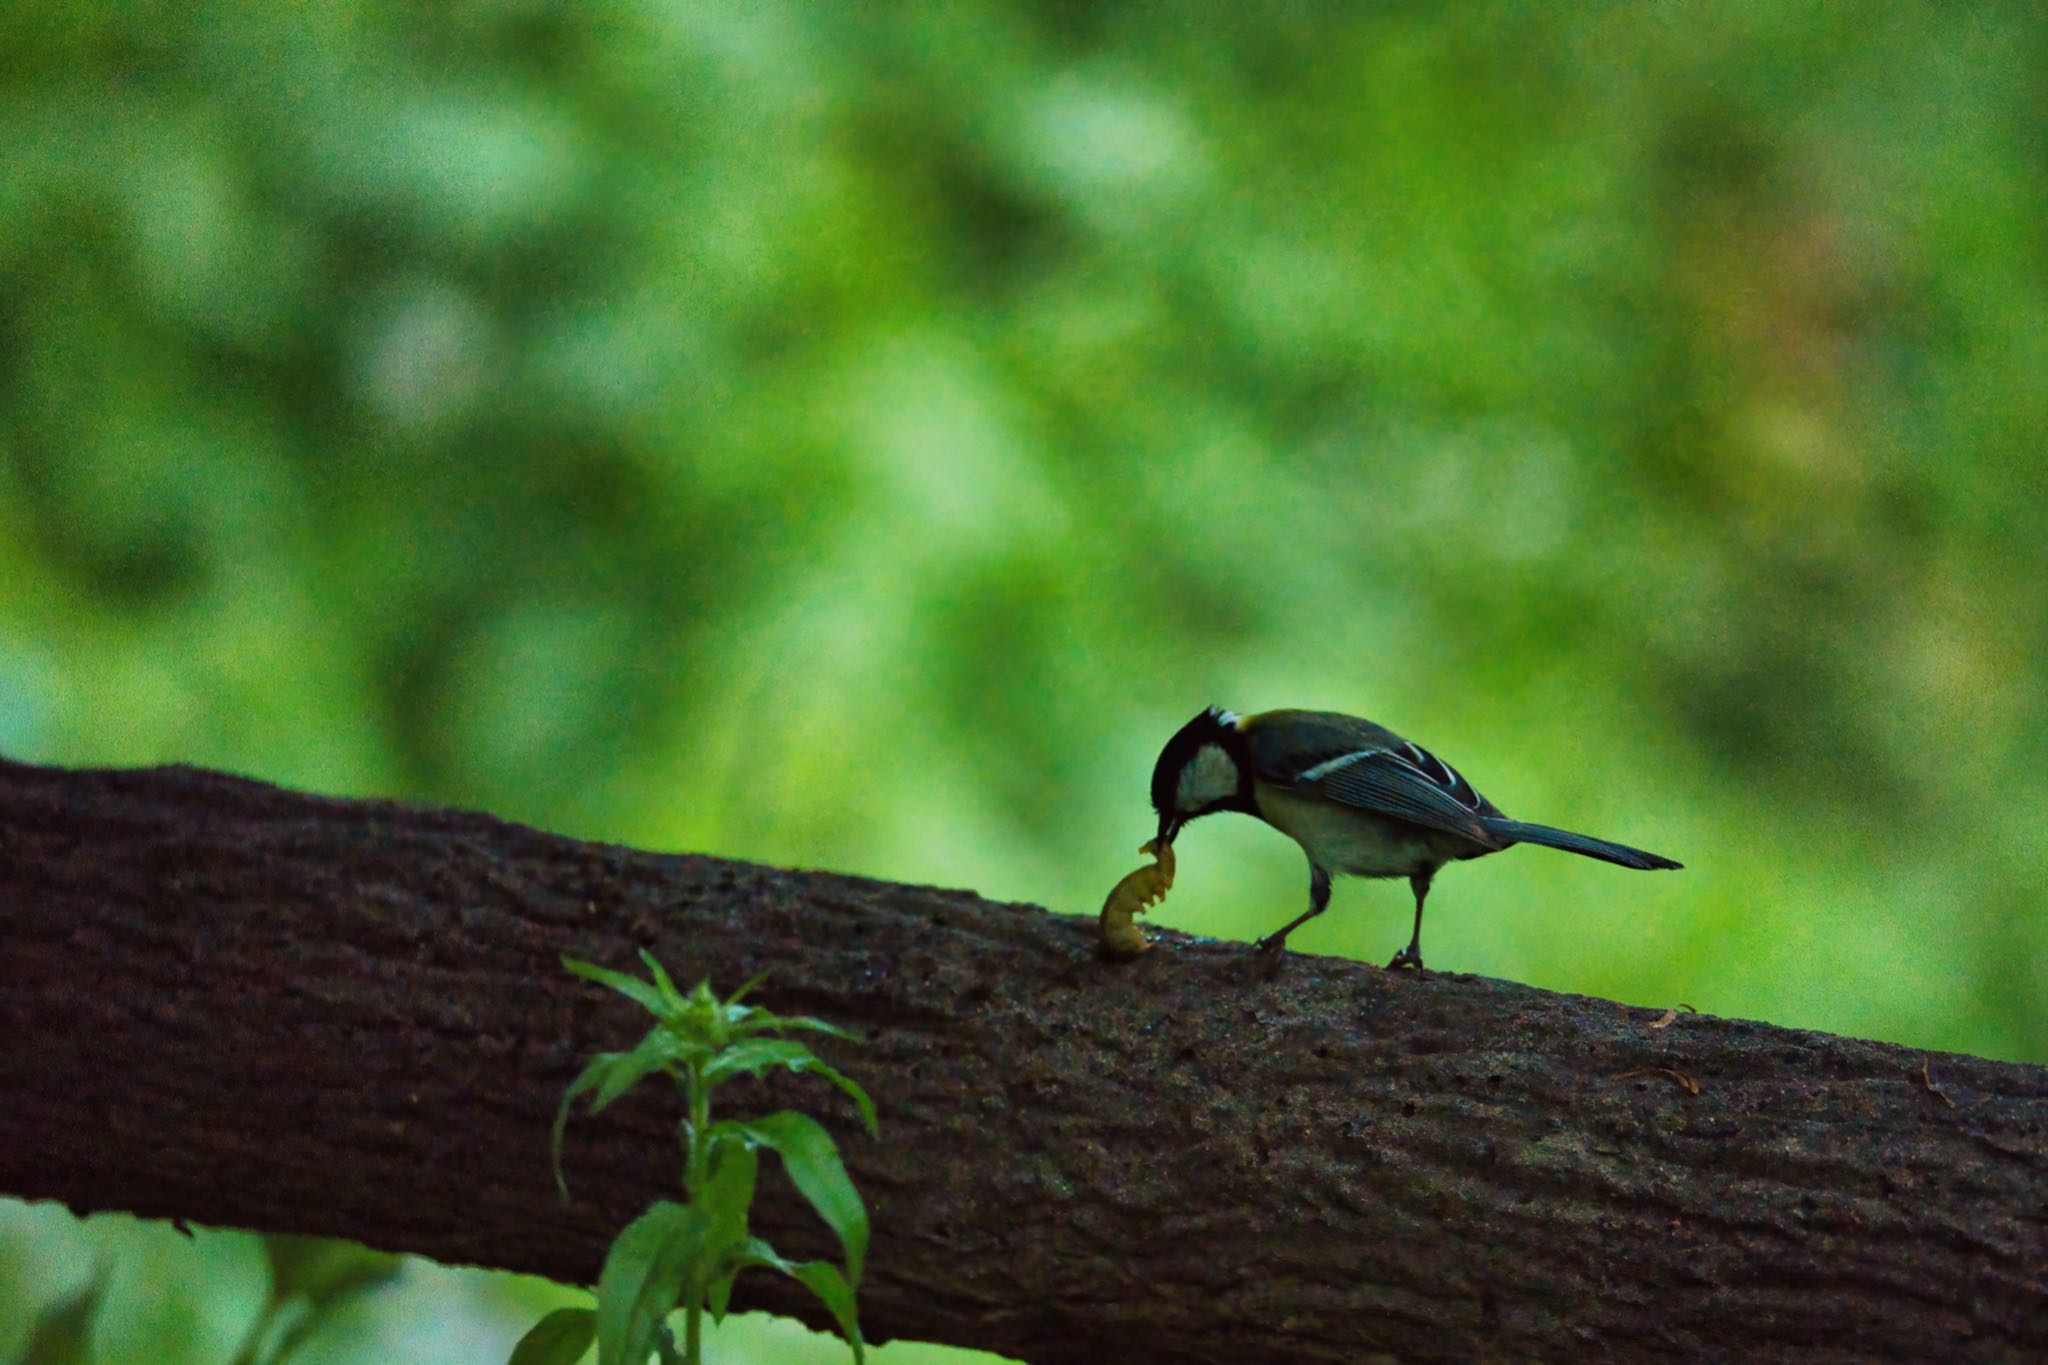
1, 758, 2045, 1363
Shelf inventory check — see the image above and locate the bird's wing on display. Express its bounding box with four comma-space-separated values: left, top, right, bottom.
1245, 712, 1498, 842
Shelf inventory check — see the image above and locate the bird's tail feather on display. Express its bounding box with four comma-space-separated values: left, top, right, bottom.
1483, 819, 1682, 871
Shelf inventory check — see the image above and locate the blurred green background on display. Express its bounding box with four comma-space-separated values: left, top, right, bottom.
4, 1, 2044, 1361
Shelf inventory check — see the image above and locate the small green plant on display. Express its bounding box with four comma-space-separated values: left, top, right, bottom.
511, 953, 876, 1365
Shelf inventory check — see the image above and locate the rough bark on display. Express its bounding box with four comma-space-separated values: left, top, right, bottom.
0, 759, 2043, 1363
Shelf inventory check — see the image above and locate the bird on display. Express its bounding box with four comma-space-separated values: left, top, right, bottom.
1147, 706, 1682, 970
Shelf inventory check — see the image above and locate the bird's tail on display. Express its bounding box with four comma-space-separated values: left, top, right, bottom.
1482, 819, 1682, 871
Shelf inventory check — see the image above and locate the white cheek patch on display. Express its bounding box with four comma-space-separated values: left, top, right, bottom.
1177, 743, 1240, 810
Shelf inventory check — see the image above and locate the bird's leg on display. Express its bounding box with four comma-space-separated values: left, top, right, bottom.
1256, 865, 1331, 953
1384, 870, 1434, 972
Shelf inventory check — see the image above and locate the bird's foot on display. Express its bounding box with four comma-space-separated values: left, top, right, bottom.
1384, 944, 1426, 973
1253, 932, 1288, 954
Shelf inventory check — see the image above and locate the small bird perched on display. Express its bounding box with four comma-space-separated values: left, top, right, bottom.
1148, 706, 1682, 970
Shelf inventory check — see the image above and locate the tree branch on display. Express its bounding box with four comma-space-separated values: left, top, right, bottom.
2, 759, 2043, 1362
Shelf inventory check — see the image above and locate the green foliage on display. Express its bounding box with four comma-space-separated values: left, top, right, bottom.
508, 1308, 598, 1365
592, 1203, 699, 1365
721, 1115, 868, 1287
732, 1244, 863, 1358
260, 1236, 404, 1319
17, 1265, 104, 1365
4, 3, 2047, 1362
219, 1236, 403, 1365
529, 958, 873, 1365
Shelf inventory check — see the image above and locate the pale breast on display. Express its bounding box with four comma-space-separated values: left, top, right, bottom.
1252, 781, 1439, 878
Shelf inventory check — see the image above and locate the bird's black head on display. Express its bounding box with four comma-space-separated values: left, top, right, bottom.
1149, 705, 1253, 847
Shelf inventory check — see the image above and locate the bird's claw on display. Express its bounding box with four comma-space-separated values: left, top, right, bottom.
1384, 945, 1426, 973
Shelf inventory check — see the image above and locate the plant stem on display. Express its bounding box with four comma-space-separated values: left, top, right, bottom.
686, 1064, 710, 1195
684, 1061, 710, 1365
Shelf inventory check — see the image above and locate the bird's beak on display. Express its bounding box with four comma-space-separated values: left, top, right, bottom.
1155, 813, 1181, 848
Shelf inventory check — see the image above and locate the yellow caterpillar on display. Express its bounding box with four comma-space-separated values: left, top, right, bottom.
1098, 838, 1175, 958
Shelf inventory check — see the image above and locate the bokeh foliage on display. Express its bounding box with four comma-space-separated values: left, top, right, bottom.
2, 1, 2043, 1361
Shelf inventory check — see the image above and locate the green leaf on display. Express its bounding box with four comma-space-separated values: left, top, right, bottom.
696, 1132, 758, 1329
19, 1266, 104, 1365
795, 1057, 877, 1139
698, 1131, 757, 1252
595, 1202, 700, 1365
255, 1235, 402, 1364
786, 1261, 863, 1364
725, 968, 774, 1004
737, 1111, 869, 1284
705, 1269, 737, 1325
732, 1010, 864, 1043
636, 950, 686, 1014
589, 1027, 680, 1113
263, 1235, 403, 1310
509, 1307, 597, 1365
703, 1041, 877, 1137
701, 1038, 811, 1083
738, 1239, 865, 1364
552, 1051, 621, 1200
564, 957, 669, 1017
